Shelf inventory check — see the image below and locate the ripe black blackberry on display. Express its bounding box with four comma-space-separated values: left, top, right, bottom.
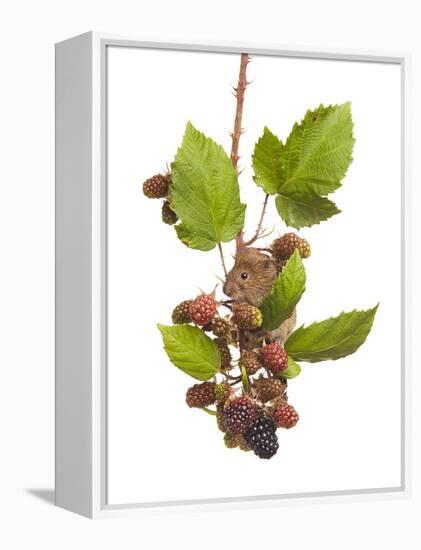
224, 396, 256, 435
245, 416, 279, 459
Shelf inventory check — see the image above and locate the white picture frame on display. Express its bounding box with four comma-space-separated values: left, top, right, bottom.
55, 31, 411, 519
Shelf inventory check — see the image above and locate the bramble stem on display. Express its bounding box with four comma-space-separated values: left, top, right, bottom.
217, 242, 228, 278
223, 372, 242, 381
240, 363, 250, 393
243, 193, 270, 247
229, 55, 271, 254
230, 53, 250, 172
202, 407, 217, 416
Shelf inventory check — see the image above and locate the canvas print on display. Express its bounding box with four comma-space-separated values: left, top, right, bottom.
140, 54, 377, 460
107, 46, 401, 504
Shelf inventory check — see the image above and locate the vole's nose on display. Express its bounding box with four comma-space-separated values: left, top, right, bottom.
223, 280, 231, 297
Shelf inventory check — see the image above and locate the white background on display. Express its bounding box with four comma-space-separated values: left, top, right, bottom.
1, 1, 420, 549
107, 48, 401, 503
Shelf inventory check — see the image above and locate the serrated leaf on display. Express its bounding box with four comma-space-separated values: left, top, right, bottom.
157, 324, 220, 380
285, 305, 379, 362
275, 189, 341, 229
281, 356, 302, 379
252, 127, 284, 195
170, 122, 246, 251
280, 103, 355, 196
260, 250, 306, 331
175, 224, 215, 251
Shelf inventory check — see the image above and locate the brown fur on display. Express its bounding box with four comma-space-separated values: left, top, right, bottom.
223, 248, 278, 307
223, 247, 296, 347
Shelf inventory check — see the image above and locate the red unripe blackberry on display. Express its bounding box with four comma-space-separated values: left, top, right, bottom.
171, 300, 193, 324
271, 232, 311, 260
239, 351, 262, 375
245, 416, 279, 459
232, 303, 262, 330
161, 200, 178, 225
142, 173, 171, 199
273, 402, 299, 429
185, 382, 216, 408
254, 377, 285, 403
189, 294, 217, 326
262, 342, 288, 373
224, 396, 257, 435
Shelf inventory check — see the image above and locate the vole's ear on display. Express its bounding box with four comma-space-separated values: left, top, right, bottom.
263, 258, 276, 270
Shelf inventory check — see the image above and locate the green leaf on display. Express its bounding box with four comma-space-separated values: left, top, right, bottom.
285, 305, 379, 363
175, 224, 215, 251
280, 103, 355, 196
260, 250, 306, 331
275, 189, 341, 229
157, 324, 220, 380
252, 127, 284, 195
280, 356, 302, 379
170, 122, 246, 251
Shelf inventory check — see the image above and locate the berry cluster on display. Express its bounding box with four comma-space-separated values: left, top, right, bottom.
169, 288, 300, 459
142, 170, 308, 460
142, 173, 179, 226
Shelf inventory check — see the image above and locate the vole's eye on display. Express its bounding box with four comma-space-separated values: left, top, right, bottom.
240, 272, 248, 280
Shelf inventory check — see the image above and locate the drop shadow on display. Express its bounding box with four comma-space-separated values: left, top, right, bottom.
25, 488, 55, 505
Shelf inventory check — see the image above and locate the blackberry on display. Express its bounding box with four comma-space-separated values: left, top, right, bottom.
273, 401, 299, 429
262, 342, 288, 373
214, 382, 232, 403
224, 396, 256, 435
254, 377, 285, 403
232, 303, 262, 330
185, 382, 216, 408
223, 432, 238, 449
171, 300, 193, 324
189, 294, 217, 326
216, 403, 226, 433
236, 434, 251, 452
239, 350, 262, 375
142, 173, 171, 199
214, 337, 232, 370
245, 416, 279, 459
212, 317, 231, 339
223, 432, 250, 451
161, 200, 178, 225
271, 232, 311, 260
